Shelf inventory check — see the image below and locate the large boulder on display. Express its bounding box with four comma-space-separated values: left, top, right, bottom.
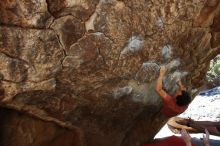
0, 0, 220, 146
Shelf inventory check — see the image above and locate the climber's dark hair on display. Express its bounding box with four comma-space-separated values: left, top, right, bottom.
176, 91, 191, 106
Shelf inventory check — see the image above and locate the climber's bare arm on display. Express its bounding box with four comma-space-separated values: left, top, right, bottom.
177, 80, 186, 91
155, 66, 169, 98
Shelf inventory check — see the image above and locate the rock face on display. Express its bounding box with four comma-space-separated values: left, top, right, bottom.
0, 0, 220, 146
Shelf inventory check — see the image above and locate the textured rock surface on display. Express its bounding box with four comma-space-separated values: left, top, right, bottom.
0, 108, 84, 146
0, 0, 220, 146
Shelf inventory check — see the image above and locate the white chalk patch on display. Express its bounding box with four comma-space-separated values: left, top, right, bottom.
121, 36, 144, 55
132, 94, 144, 102
161, 44, 172, 59
166, 59, 180, 71
142, 61, 159, 69
170, 71, 188, 81
93, 32, 103, 36
156, 17, 165, 27
113, 86, 133, 99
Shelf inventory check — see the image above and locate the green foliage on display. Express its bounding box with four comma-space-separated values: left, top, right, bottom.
206, 54, 220, 82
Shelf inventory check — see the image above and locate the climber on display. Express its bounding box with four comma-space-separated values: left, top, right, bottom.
155, 66, 191, 117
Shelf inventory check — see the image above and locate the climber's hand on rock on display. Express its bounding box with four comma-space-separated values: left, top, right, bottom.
160, 66, 166, 76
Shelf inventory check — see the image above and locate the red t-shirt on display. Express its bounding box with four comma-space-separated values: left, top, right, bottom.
162, 95, 188, 117
142, 136, 196, 146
